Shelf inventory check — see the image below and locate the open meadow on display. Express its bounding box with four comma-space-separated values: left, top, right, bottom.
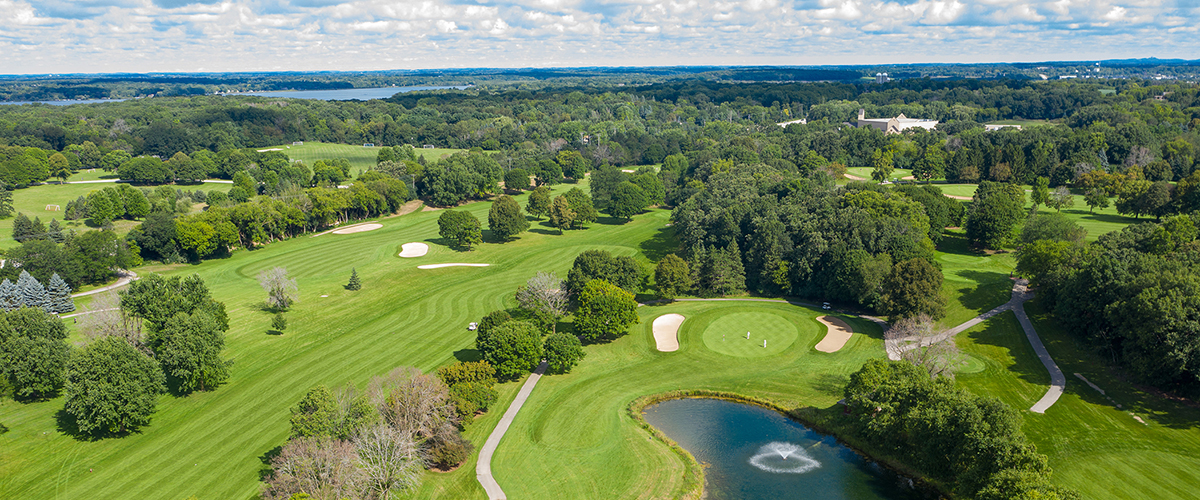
268, 141, 464, 173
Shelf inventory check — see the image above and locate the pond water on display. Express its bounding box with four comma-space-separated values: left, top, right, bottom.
225, 85, 470, 100
0, 98, 128, 106
642, 398, 930, 500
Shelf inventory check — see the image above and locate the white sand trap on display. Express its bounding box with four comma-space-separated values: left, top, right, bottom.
399, 242, 429, 258
814, 315, 855, 353
621, 169, 636, 173
417, 263, 491, 269
653, 314, 686, 352
332, 223, 383, 234
257, 148, 283, 152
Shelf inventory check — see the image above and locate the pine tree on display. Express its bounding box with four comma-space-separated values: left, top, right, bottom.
47, 273, 75, 314
16, 271, 50, 312
271, 313, 288, 332
0, 278, 19, 311
30, 217, 46, 241
47, 219, 65, 243
12, 212, 33, 242
346, 268, 362, 291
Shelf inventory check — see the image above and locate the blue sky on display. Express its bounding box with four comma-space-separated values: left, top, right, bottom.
1, 0, 1197, 74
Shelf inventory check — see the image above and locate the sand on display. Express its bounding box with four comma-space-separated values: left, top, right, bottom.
332, 223, 383, 234
945, 194, 972, 200
257, 148, 283, 152
652, 314, 686, 352
814, 315, 854, 353
399, 242, 429, 258
417, 263, 490, 269
621, 169, 636, 173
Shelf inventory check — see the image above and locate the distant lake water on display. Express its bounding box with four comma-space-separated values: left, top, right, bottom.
0, 85, 469, 106
225, 85, 470, 100
643, 398, 930, 500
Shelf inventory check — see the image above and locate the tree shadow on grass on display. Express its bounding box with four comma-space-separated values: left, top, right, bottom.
962, 312, 1050, 389
810, 373, 849, 398
258, 445, 283, 481
529, 228, 559, 236
453, 348, 482, 363
266, 329, 284, 336
53, 408, 129, 441
954, 270, 1012, 314
422, 237, 475, 253
595, 216, 629, 226
1078, 211, 1137, 225
639, 225, 679, 262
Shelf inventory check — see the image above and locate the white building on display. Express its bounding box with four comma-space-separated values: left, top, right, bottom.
856, 109, 938, 134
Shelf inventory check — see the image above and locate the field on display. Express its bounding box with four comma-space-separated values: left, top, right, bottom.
0, 180, 231, 250
269, 141, 464, 173
844, 166, 915, 182
1, 174, 1195, 500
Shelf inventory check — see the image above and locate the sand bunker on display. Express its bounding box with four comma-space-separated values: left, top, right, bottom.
945, 194, 972, 200
653, 314, 686, 352
814, 315, 854, 353
417, 263, 491, 269
257, 148, 283, 152
332, 223, 383, 234
399, 242, 429, 258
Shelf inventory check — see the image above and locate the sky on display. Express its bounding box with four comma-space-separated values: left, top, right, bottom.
1, 0, 1198, 74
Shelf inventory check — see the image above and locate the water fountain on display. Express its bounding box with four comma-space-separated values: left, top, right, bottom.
748, 442, 821, 474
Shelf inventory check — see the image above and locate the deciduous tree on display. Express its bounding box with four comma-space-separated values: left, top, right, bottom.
574, 279, 639, 342
64, 336, 165, 435
259, 266, 298, 311
487, 195, 529, 241
437, 210, 482, 250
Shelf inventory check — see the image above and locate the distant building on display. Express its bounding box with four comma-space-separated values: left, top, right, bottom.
363, 143, 375, 147
856, 109, 938, 134
875, 73, 890, 84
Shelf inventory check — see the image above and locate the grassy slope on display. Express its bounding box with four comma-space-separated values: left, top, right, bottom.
954, 308, 1200, 499
273, 142, 463, 173
0, 180, 230, 250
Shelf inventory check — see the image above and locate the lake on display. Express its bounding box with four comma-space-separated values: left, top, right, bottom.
642, 398, 930, 500
224, 85, 470, 100
0, 98, 128, 106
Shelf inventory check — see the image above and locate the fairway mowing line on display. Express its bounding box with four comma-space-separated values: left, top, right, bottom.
399, 242, 429, 258
814, 316, 854, 352
652, 314, 685, 352
417, 263, 490, 269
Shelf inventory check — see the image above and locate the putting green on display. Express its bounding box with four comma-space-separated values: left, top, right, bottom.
950, 353, 986, 374
702, 312, 798, 357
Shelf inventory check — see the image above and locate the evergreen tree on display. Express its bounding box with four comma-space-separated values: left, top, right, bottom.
272, 313, 288, 332
706, 241, 746, 296
12, 213, 33, 242
0, 279, 18, 311
16, 271, 49, 312
0, 186, 12, 218
47, 219, 64, 243
29, 217, 46, 241
46, 273, 74, 314
346, 268, 362, 291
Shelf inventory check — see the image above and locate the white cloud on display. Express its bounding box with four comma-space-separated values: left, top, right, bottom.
436, 19, 458, 32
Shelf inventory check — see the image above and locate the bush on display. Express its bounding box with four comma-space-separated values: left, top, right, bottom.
544, 333, 585, 374
436, 361, 496, 387
428, 432, 474, 470
449, 381, 498, 419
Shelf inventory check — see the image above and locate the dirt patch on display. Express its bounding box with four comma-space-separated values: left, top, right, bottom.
421, 205, 443, 212
945, 194, 972, 200
332, 223, 383, 234
814, 315, 854, 353
653, 314, 685, 352
843, 173, 867, 181
417, 263, 490, 269
385, 200, 425, 218
399, 242, 429, 258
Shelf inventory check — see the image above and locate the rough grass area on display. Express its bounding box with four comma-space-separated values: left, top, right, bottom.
954, 305, 1200, 500
0, 180, 229, 249
273, 141, 464, 173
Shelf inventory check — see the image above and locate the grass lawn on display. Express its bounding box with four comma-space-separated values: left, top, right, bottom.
935, 229, 1017, 327
699, 310, 805, 357
0, 180, 231, 250
272, 141, 464, 173
845, 166, 915, 182
953, 306, 1200, 499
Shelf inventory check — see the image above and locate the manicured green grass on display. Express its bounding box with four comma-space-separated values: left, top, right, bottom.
953, 305, 1200, 499
0, 180, 230, 249
272, 141, 464, 173
845, 166, 915, 182
698, 310, 805, 357
938, 183, 978, 199
935, 229, 1017, 327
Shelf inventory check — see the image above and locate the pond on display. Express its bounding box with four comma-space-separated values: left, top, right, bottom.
643, 398, 930, 500
224, 85, 470, 100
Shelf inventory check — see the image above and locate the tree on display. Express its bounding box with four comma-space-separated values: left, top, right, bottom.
0, 279, 18, 311
1084, 188, 1109, 213
965, 181, 1025, 249
259, 266, 298, 311
476, 321, 544, 380
46, 273, 74, 314
346, 268, 362, 291
100, 150, 132, 172
272, 313, 288, 333
876, 258, 946, 321
487, 194, 529, 241
701, 241, 747, 296
556, 150, 590, 179
543, 333, 585, 374
46, 218, 65, 243
87, 191, 116, 226
49, 152, 72, 184
654, 254, 692, 299
548, 196, 575, 234
563, 187, 597, 228
870, 148, 894, 182
566, 249, 640, 294
912, 144, 946, 183
12, 212, 34, 242
1048, 186, 1075, 212
1020, 213, 1086, 244
157, 311, 229, 393
0, 307, 70, 399
119, 157, 172, 185
503, 168, 530, 192
885, 314, 959, 379
121, 273, 228, 337
574, 279, 639, 342
16, 271, 49, 312
262, 436, 362, 500
606, 181, 648, 220
0, 187, 12, 219
64, 336, 166, 435
515, 272, 569, 332
527, 185, 552, 220
1031, 176, 1050, 209
437, 210, 482, 250
290, 385, 341, 437
353, 424, 425, 497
